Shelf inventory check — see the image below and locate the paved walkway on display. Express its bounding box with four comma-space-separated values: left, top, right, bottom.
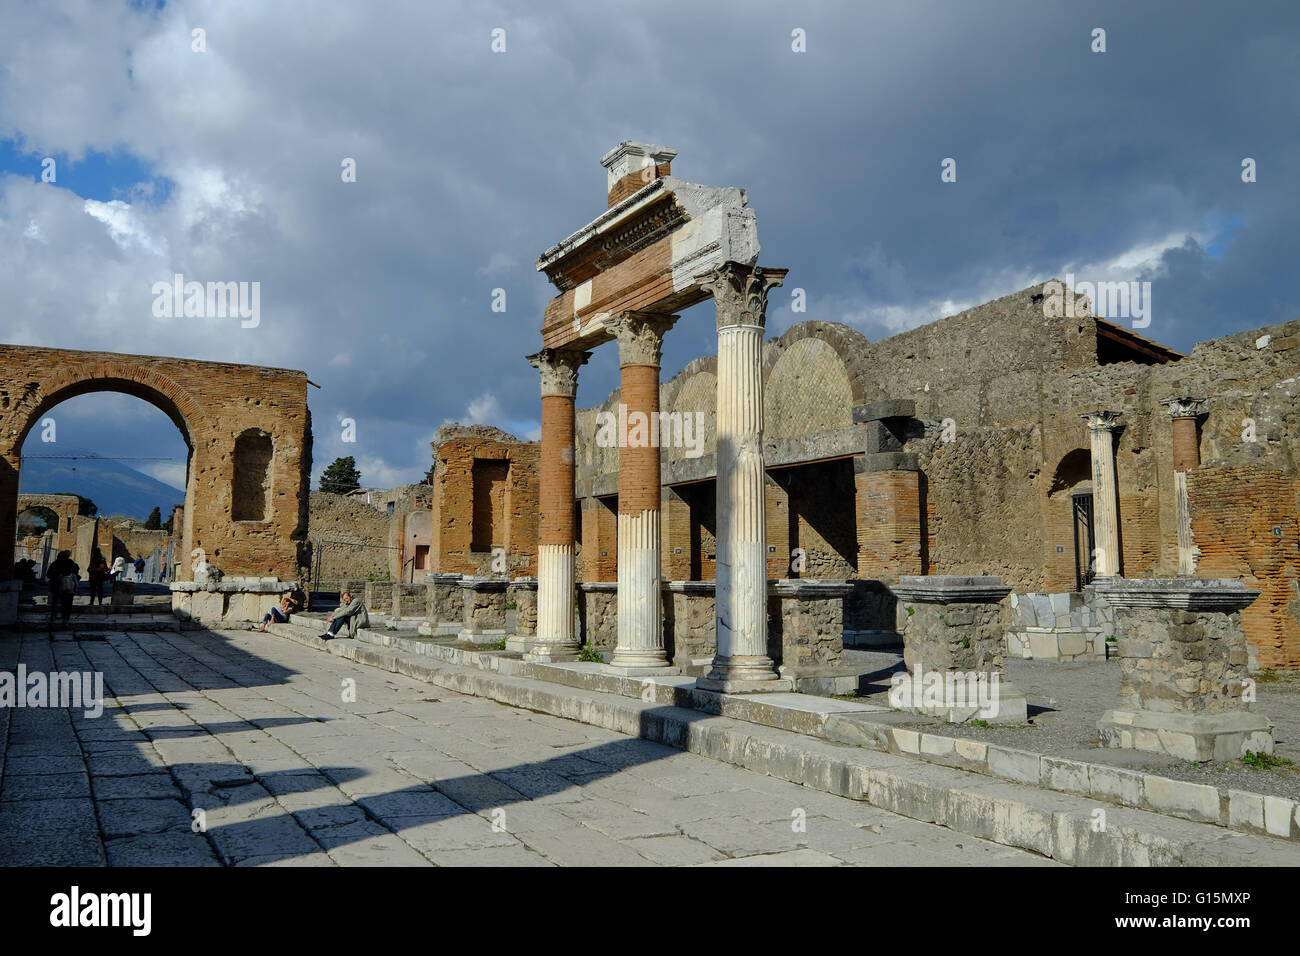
0, 626, 1059, 866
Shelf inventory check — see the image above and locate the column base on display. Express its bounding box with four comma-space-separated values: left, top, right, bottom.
607, 650, 670, 671
1098, 709, 1274, 763
603, 662, 678, 677
696, 655, 790, 694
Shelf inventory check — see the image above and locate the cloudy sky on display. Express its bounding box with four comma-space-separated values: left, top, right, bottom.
2, 0, 1296, 494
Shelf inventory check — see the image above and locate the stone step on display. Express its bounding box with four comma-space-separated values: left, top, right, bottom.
258, 622, 1300, 866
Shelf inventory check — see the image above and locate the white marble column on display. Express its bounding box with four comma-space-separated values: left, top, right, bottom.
1161, 397, 1206, 576
696, 262, 790, 692
526, 348, 590, 663
609, 312, 676, 672
1083, 411, 1122, 578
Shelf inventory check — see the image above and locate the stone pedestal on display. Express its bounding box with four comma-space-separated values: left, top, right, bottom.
577, 582, 618, 653
768, 579, 850, 671
429, 573, 464, 630
505, 577, 538, 652
1005, 591, 1112, 661
110, 580, 136, 606
363, 580, 394, 616
394, 583, 427, 619
458, 576, 508, 645
663, 580, 716, 670
892, 575, 1027, 724
1093, 578, 1273, 761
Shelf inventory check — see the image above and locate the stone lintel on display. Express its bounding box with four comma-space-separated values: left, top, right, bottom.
854, 452, 919, 474
457, 576, 509, 592
1087, 577, 1260, 612
431, 573, 464, 584
853, 399, 916, 423
767, 579, 855, 599
893, 575, 1012, 605
663, 580, 716, 594
579, 581, 618, 593
508, 577, 538, 590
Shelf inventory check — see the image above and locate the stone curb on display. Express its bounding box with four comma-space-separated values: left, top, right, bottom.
261, 622, 1300, 866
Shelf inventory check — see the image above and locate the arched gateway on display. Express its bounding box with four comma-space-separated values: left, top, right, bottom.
0, 344, 312, 623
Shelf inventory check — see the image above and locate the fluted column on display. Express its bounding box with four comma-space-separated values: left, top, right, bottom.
608, 312, 676, 671
526, 348, 590, 662
1083, 411, 1123, 578
697, 262, 790, 692
1161, 397, 1205, 576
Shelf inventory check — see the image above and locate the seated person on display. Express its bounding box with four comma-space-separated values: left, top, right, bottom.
320, 590, 369, 641
255, 595, 295, 632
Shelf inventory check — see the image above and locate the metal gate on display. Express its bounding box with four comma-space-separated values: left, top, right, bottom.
1072, 490, 1095, 591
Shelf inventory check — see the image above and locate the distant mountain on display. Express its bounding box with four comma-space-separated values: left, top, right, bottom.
19, 450, 185, 521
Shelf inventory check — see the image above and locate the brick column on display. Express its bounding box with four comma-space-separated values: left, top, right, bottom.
1082, 411, 1122, 577
1161, 397, 1205, 576
608, 312, 676, 671
696, 262, 791, 693
526, 348, 590, 662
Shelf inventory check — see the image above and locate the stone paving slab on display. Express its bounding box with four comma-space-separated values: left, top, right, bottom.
0, 626, 1065, 866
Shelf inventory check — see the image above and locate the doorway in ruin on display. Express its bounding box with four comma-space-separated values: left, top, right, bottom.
1045, 448, 1094, 591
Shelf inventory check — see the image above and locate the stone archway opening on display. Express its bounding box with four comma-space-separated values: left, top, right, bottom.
0, 344, 313, 625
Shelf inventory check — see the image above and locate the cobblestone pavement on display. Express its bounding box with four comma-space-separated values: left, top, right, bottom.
0, 627, 1059, 867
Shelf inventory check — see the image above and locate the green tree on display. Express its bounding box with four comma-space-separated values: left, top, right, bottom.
320, 456, 362, 495
52, 493, 97, 517
144, 507, 162, 530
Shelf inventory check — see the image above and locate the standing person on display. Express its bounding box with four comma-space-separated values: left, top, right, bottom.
110, 555, 126, 582
46, 550, 79, 627
134, 556, 146, 582
319, 591, 369, 641
88, 549, 110, 606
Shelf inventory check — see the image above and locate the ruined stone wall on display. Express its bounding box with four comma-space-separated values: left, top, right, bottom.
308, 491, 390, 586
431, 426, 538, 577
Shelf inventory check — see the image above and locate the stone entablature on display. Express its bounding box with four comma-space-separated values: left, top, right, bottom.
171, 578, 298, 625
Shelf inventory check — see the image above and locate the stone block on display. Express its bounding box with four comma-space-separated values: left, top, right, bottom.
1088, 764, 1144, 805
1143, 775, 1221, 824
1263, 796, 1294, 838
1227, 790, 1265, 831
987, 745, 1040, 784
1041, 756, 1090, 794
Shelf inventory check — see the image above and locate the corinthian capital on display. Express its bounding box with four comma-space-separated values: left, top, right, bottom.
608, 312, 677, 367
528, 348, 591, 398
697, 262, 788, 330
1081, 410, 1122, 432
1160, 397, 1207, 420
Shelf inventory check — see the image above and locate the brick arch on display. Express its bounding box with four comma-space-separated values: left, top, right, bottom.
766, 321, 873, 406
9, 360, 206, 453
1043, 448, 1093, 591
763, 336, 855, 442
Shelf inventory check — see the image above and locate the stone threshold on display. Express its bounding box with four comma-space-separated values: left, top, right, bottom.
258, 619, 1300, 864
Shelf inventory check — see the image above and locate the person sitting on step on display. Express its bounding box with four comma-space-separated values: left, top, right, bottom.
320, 590, 369, 641
254, 594, 295, 632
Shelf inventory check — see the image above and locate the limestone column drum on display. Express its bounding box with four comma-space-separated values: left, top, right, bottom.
696, 262, 791, 693
526, 348, 590, 662
609, 312, 677, 671
1082, 411, 1122, 577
